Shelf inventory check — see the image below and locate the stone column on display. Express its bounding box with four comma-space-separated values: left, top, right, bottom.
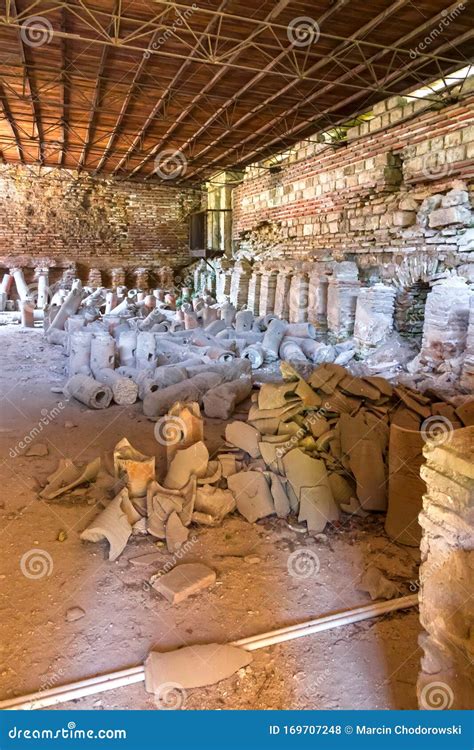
247, 266, 262, 315
274, 267, 292, 319
288, 271, 309, 324
354, 283, 396, 352
327, 261, 360, 340
111, 267, 126, 287
87, 268, 102, 287
417, 427, 474, 710
135, 267, 149, 291
307, 269, 329, 334
34, 267, 49, 309
230, 260, 251, 308
259, 267, 278, 316
420, 277, 470, 372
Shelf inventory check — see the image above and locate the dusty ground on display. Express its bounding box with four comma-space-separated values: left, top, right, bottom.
0, 323, 421, 711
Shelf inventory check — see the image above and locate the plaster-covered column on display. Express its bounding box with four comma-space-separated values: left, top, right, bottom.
307, 268, 329, 334
259, 267, 278, 316
354, 283, 396, 353
288, 270, 309, 324
417, 427, 474, 710
420, 277, 470, 372
247, 266, 262, 315
230, 260, 251, 308
274, 267, 292, 319
35, 267, 49, 309
327, 261, 360, 340
111, 267, 126, 287
460, 296, 474, 391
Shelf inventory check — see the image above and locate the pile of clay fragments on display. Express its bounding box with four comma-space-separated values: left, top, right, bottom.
38, 361, 474, 566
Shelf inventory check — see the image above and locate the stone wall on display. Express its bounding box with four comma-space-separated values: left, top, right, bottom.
0, 165, 201, 285
417, 427, 474, 710
232, 91, 474, 279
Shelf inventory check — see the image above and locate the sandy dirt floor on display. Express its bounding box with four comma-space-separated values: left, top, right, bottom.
0, 324, 422, 710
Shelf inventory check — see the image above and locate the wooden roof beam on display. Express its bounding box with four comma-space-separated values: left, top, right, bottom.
9, 0, 45, 164
0, 82, 24, 163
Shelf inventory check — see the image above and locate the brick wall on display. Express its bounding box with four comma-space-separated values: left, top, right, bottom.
0, 165, 201, 280
232, 91, 474, 272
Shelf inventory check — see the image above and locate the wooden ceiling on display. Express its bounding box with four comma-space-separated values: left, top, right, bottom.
0, 0, 472, 184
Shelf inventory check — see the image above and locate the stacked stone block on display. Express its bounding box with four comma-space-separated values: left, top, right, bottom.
417, 427, 474, 710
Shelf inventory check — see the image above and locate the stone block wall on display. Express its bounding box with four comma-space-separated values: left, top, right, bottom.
0, 165, 201, 284
417, 428, 474, 710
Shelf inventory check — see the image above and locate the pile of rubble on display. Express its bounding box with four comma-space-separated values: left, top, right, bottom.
38, 362, 474, 566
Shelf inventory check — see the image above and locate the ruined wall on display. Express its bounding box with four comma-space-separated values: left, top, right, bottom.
232, 90, 474, 280
417, 427, 474, 710
0, 165, 201, 283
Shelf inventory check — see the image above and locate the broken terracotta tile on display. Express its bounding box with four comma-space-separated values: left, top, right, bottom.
151, 563, 216, 604
257, 382, 298, 410
165, 401, 204, 466
394, 387, 431, 418
282, 448, 331, 501
164, 441, 209, 490
267, 472, 291, 517
144, 644, 252, 692
340, 495, 368, 517
40, 457, 101, 501
298, 485, 339, 532
362, 376, 393, 398
328, 473, 354, 505
165, 511, 189, 553
129, 552, 164, 566
113, 438, 155, 499
225, 421, 261, 459
339, 376, 381, 400
197, 461, 222, 485
80, 488, 135, 561
227, 471, 275, 523
217, 454, 238, 478
194, 484, 235, 521
455, 399, 474, 427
